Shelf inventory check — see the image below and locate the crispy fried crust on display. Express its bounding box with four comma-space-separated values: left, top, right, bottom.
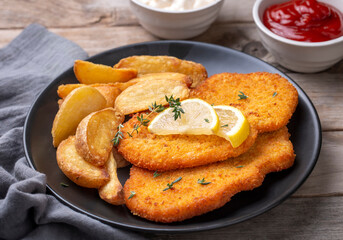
114, 55, 207, 88
190, 72, 298, 133
124, 127, 295, 223
117, 113, 258, 171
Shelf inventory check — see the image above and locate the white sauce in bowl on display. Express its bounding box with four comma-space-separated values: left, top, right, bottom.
136, 0, 217, 11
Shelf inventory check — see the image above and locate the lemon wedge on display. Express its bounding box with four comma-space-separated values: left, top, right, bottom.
148, 98, 219, 135
213, 105, 250, 148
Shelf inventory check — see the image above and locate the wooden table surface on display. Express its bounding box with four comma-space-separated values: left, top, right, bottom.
2, 0, 343, 239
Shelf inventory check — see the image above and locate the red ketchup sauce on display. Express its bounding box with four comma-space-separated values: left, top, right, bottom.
263, 0, 343, 42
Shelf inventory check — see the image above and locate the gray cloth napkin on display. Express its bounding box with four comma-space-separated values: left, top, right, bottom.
0, 24, 146, 240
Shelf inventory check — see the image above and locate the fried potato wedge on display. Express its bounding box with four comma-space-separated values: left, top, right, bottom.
134, 72, 192, 87
57, 84, 82, 99
93, 85, 122, 107
112, 148, 130, 168
74, 60, 137, 84
113, 56, 207, 88
58, 84, 121, 108
115, 78, 190, 115
52, 86, 107, 147
75, 108, 124, 167
56, 136, 109, 188
98, 152, 125, 205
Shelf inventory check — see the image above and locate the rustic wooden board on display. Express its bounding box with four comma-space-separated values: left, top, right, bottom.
1, 23, 341, 72
294, 131, 343, 197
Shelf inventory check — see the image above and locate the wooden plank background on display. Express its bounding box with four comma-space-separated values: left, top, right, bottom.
1, 0, 342, 238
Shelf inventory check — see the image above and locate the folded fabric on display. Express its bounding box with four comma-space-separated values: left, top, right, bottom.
0, 24, 145, 240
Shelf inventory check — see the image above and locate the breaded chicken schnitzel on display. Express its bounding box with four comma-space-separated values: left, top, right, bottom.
124, 127, 295, 223
190, 72, 298, 133
117, 113, 258, 171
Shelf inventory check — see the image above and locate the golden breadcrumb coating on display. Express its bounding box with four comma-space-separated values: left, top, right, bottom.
124, 127, 295, 223
190, 72, 298, 133
117, 113, 258, 171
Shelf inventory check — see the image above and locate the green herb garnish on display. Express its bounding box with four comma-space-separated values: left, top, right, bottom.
128, 191, 136, 199
221, 124, 229, 128
238, 91, 248, 100
163, 177, 182, 191
197, 178, 211, 185
236, 165, 244, 168
127, 102, 165, 137
60, 182, 69, 187
273, 92, 278, 97
204, 118, 210, 123
165, 95, 185, 120
112, 124, 124, 146
153, 171, 161, 178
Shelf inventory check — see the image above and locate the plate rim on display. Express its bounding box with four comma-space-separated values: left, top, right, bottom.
23, 40, 322, 233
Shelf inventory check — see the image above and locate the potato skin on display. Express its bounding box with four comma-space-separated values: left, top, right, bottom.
98, 152, 125, 205
56, 136, 109, 188
75, 108, 124, 167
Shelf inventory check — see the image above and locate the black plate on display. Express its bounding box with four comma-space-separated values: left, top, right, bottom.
23, 41, 321, 233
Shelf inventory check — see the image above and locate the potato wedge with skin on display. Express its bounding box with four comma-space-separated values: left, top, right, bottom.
74, 60, 137, 84
57, 84, 83, 99
115, 78, 190, 115
134, 72, 193, 88
52, 86, 106, 147
98, 152, 125, 205
113, 147, 130, 168
113, 55, 207, 88
93, 85, 122, 107
75, 108, 124, 167
56, 136, 109, 188
58, 84, 120, 107
57, 99, 64, 108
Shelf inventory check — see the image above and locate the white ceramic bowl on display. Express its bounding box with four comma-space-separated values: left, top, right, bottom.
253, 0, 343, 73
130, 0, 224, 39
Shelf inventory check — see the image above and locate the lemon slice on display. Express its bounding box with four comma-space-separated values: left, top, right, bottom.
148, 99, 219, 135
213, 105, 250, 148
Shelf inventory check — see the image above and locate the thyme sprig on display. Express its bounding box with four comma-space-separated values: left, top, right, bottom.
236, 165, 244, 168
221, 124, 229, 128
273, 92, 278, 97
165, 95, 184, 120
112, 124, 124, 146
163, 177, 182, 191
128, 191, 136, 199
60, 182, 69, 187
153, 171, 161, 178
127, 102, 165, 137
112, 96, 185, 145
238, 91, 248, 100
197, 178, 211, 185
